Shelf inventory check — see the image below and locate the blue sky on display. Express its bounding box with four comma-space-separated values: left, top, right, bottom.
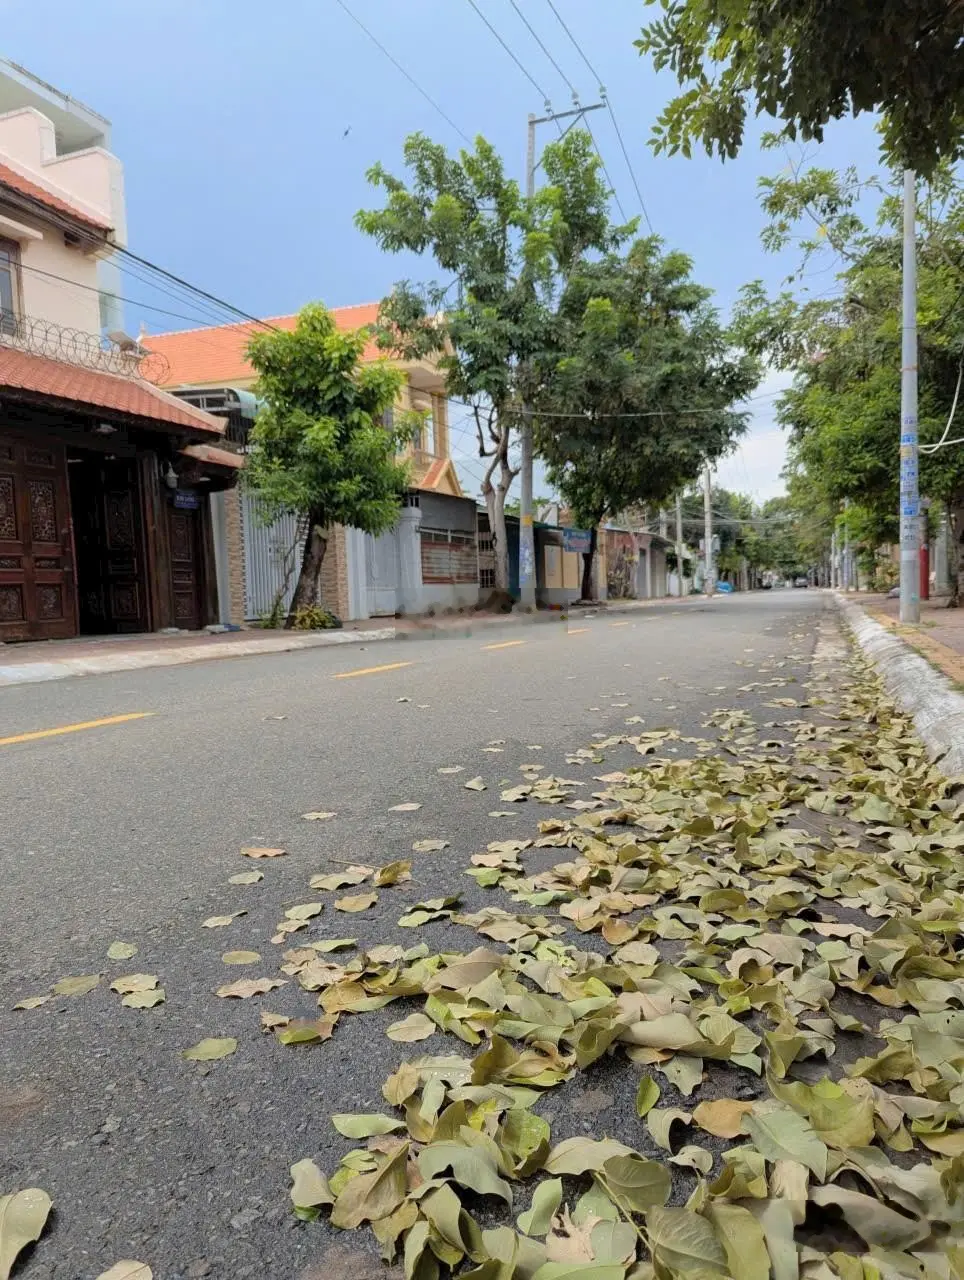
5, 0, 883, 500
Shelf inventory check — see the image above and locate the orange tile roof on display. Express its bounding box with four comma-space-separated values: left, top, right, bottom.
0, 161, 112, 235
146, 303, 385, 388
0, 347, 225, 435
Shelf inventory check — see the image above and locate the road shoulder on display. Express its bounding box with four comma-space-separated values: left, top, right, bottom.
837, 592, 964, 776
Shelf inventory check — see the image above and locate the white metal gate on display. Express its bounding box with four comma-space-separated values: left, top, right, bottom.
241, 494, 303, 622
366, 528, 400, 616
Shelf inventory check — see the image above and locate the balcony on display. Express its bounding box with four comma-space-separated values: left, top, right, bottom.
0, 310, 169, 385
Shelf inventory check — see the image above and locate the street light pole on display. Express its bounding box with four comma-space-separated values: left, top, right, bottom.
675, 493, 684, 598
520, 102, 605, 611
703, 465, 715, 597
899, 169, 921, 624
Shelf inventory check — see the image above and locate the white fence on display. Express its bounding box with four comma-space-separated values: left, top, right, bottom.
241, 494, 302, 623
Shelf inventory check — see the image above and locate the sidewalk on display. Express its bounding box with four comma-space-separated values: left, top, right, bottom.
850, 592, 964, 686
0, 594, 705, 688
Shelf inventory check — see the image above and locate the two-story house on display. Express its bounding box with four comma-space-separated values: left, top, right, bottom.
145, 308, 479, 623
0, 62, 240, 642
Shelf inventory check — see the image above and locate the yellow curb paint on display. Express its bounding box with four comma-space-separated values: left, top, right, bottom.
482, 640, 526, 650
0, 712, 153, 747
609, 621, 630, 627
334, 661, 414, 679
568, 627, 589, 634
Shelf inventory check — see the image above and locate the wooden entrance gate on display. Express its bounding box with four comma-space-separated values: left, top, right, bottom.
0, 435, 77, 640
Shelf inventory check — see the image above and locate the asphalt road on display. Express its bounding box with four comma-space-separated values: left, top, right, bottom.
0, 590, 833, 1279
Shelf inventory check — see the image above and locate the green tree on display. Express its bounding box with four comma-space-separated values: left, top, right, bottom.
635, 0, 964, 173
734, 155, 964, 600
356, 130, 623, 596
534, 240, 758, 597
245, 304, 414, 626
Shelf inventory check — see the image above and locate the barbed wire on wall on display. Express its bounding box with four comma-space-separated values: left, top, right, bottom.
0, 312, 171, 385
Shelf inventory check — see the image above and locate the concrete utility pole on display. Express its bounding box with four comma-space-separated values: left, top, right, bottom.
899, 170, 921, 624
675, 493, 685, 598
703, 465, 715, 597
830, 528, 838, 589
521, 102, 604, 611
843, 498, 851, 591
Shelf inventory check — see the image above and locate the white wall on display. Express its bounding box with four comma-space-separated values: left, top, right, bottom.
0, 106, 121, 334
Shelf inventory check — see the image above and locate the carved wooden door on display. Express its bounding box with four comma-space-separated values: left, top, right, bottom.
0, 435, 77, 641
167, 503, 203, 630
70, 456, 149, 634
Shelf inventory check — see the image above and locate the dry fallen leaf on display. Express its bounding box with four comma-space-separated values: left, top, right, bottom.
335, 892, 378, 913
122, 989, 165, 1009
228, 871, 263, 885
183, 1037, 237, 1062
302, 812, 337, 822
0, 1187, 52, 1280
389, 802, 422, 812
692, 1098, 755, 1140
202, 912, 246, 929
386, 1012, 436, 1042
106, 941, 138, 961
464, 777, 487, 791
222, 950, 261, 965
216, 978, 286, 999
240, 846, 285, 858
412, 839, 449, 853
13, 995, 50, 1011
261, 1010, 289, 1031
437, 766, 463, 774
52, 975, 100, 997
95, 1263, 153, 1280
110, 974, 158, 995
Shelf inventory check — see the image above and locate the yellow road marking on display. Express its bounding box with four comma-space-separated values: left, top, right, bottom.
0, 711, 153, 748
568, 627, 589, 634
482, 640, 526, 651
334, 660, 414, 679
610, 621, 630, 628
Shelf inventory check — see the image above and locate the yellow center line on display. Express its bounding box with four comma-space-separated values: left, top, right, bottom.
0, 711, 154, 748
568, 627, 589, 634
334, 660, 414, 679
609, 621, 630, 628
482, 639, 527, 651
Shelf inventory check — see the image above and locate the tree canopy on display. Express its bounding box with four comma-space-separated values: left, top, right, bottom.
534, 238, 758, 596
636, 0, 964, 174
356, 129, 626, 595
733, 157, 964, 597
245, 303, 413, 624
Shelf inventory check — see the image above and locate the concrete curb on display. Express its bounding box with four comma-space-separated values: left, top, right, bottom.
0, 627, 396, 687
836, 593, 964, 777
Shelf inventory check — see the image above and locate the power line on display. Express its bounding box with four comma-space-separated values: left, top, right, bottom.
448, 390, 783, 420
542, 0, 654, 233
112, 246, 276, 332
465, 0, 553, 108
584, 120, 628, 224
507, 0, 578, 101
333, 0, 471, 145
13, 258, 260, 334
542, 0, 601, 86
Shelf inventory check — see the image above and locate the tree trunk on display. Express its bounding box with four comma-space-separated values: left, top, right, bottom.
286, 512, 327, 627
580, 526, 598, 601
481, 417, 516, 599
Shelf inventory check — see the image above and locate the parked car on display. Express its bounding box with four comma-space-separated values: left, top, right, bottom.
793, 576, 809, 588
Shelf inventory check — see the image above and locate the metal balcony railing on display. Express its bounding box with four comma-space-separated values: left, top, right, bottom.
0, 310, 170, 385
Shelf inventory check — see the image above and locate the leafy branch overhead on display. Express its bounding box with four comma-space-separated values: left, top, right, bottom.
635, 0, 964, 174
